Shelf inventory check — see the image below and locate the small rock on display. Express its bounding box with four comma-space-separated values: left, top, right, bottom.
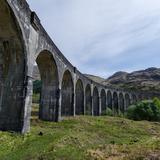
38, 132, 43, 136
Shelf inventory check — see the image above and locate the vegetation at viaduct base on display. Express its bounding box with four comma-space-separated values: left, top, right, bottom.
126, 98, 160, 122
0, 114, 160, 160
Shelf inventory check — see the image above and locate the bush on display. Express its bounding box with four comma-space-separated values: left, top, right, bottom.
117, 111, 125, 118
106, 108, 114, 116
101, 107, 113, 116
32, 93, 40, 103
126, 98, 160, 122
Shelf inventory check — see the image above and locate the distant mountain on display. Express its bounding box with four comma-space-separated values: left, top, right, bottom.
103, 67, 160, 92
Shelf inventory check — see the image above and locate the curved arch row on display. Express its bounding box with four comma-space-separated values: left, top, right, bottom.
0, 0, 146, 133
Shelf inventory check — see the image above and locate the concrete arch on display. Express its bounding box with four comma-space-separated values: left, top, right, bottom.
93, 87, 99, 116
0, 0, 27, 132
61, 70, 74, 116
132, 94, 137, 104
36, 50, 59, 121
125, 93, 130, 109
138, 95, 142, 101
101, 89, 106, 115
75, 79, 84, 115
85, 84, 92, 115
107, 90, 112, 109
113, 92, 119, 114
119, 93, 125, 113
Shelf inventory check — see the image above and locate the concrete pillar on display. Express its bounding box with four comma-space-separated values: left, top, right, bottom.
118, 97, 121, 114
83, 89, 86, 115
99, 96, 101, 115
57, 87, 61, 121
22, 76, 33, 133
112, 97, 115, 113
73, 72, 76, 116
91, 96, 94, 116
124, 96, 127, 111
73, 92, 76, 116
91, 83, 94, 116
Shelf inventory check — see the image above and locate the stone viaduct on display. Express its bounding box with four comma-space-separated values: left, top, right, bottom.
0, 0, 158, 133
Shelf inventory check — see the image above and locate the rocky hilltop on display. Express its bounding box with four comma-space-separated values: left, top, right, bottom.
103, 67, 160, 92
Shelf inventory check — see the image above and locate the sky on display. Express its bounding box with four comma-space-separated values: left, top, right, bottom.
27, 0, 160, 78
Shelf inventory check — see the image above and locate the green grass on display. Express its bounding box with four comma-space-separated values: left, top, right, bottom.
0, 104, 160, 160
32, 93, 40, 104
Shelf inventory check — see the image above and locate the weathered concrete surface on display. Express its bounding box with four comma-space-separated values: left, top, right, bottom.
0, 0, 26, 132
0, 0, 159, 133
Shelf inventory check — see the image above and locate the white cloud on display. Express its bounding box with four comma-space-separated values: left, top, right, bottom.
27, 0, 160, 77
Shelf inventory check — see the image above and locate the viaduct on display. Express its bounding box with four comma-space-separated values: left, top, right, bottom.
0, 0, 159, 133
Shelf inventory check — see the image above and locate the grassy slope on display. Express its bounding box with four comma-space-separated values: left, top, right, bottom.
0, 107, 160, 160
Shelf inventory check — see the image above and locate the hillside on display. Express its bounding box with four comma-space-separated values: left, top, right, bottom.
0, 105, 160, 160
85, 74, 105, 83
103, 67, 160, 92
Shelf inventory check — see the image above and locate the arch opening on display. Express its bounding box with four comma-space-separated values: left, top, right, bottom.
125, 94, 130, 110
107, 90, 112, 110
35, 51, 59, 121
132, 94, 137, 105
75, 79, 84, 115
0, 1, 26, 131
85, 84, 92, 115
119, 93, 124, 113
113, 92, 119, 114
93, 87, 99, 116
61, 70, 74, 116
101, 89, 106, 115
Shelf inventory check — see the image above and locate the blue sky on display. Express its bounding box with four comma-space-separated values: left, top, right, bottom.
27, 0, 160, 78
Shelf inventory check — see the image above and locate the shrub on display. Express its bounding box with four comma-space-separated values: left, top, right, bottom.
126, 105, 137, 119
32, 93, 40, 103
106, 108, 114, 116
118, 111, 125, 118
126, 98, 160, 122
101, 107, 113, 116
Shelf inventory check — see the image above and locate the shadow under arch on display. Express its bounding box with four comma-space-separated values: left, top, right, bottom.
125, 93, 130, 110
93, 87, 99, 116
75, 79, 84, 115
132, 94, 137, 104
36, 50, 59, 121
85, 84, 92, 115
61, 70, 74, 116
0, 0, 27, 132
101, 89, 106, 115
107, 90, 112, 110
113, 92, 119, 114
119, 93, 125, 113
